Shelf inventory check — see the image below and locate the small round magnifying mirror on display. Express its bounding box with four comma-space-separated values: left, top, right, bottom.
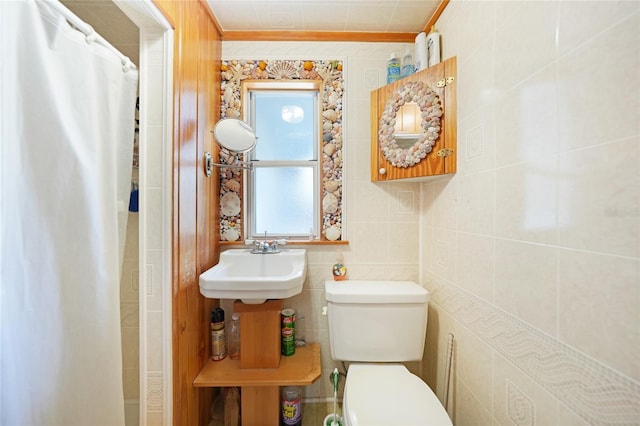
213, 118, 256, 153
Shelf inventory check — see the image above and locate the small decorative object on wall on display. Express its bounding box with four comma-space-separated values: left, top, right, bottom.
219, 59, 344, 242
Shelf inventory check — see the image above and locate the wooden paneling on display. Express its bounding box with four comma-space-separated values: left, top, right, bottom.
153, 0, 221, 424
222, 31, 418, 42
423, 0, 450, 33
443, 57, 457, 174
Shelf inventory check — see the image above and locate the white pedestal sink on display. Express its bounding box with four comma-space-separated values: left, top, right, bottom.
199, 249, 307, 304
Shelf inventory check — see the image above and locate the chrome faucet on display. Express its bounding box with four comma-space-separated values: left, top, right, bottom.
254, 239, 276, 253
246, 233, 286, 254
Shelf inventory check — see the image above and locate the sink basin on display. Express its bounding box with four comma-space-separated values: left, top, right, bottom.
199, 249, 307, 304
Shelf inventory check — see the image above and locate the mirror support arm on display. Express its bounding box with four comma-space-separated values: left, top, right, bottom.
204, 151, 253, 177
210, 162, 253, 170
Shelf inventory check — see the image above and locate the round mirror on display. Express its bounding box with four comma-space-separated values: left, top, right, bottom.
213, 118, 256, 153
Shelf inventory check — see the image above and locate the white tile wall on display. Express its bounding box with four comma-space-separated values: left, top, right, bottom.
422, 1, 640, 424
121, 208, 140, 402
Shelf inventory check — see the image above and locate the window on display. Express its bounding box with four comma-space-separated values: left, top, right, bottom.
242, 80, 321, 240
219, 59, 345, 243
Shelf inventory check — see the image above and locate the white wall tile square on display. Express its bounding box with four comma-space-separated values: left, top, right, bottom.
456, 39, 495, 120
495, 64, 558, 168
495, 158, 558, 245
454, 324, 494, 410
457, 171, 495, 236
556, 13, 640, 152
493, 1, 559, 92
558, 137, 639, 257
455, 232, 494, 302
557, 1, 640, 56
494, 239, 558, 336
558, 248, 640, 381
492, 354, 559, 426
458, 105, 496, 175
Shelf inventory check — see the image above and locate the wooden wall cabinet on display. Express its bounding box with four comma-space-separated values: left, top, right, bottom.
371, 56, 457, 181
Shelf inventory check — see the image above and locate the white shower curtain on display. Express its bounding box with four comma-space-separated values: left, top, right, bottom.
0, 1, 138, 424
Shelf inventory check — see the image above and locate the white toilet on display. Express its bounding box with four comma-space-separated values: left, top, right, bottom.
325, 280, 452, 426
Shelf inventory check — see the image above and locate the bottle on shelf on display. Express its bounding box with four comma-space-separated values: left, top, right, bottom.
228, 312, 241, 360
386, 52, 401, 84
210, 308, 226, 361
401, 48, 414, 79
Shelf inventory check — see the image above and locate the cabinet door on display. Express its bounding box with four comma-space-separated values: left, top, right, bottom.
371, 56, 456, 181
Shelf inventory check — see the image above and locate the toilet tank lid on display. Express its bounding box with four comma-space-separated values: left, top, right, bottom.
325, 280, 428, 304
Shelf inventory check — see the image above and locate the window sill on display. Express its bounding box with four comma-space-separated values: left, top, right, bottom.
219, 240, 349, 246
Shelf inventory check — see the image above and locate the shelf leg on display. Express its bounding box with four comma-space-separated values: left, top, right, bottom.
241, 386, 279, 425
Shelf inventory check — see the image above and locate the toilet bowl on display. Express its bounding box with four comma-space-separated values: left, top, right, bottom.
325, 280, 452, 426
342, 364, 451, 426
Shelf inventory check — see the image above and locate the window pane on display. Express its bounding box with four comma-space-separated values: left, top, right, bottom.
253, 167, 314, 235
253, 91, 316, 161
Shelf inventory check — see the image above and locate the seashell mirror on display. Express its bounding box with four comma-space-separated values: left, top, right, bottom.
378, 80, 443, 168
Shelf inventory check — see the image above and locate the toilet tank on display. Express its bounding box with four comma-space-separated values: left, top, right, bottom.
325, 280, 428, 362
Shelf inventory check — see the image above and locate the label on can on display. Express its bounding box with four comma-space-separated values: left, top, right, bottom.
281, 309, 296, 356
281, 395, 302, 425
211, 322, 226, 361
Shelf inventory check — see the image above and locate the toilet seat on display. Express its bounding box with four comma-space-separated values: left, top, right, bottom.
343, 364, 452, 426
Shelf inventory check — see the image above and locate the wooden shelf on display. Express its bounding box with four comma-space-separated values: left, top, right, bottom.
193, 343, 322, 388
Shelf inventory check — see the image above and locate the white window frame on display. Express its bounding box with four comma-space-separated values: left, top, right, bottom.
242, 80, 322, 240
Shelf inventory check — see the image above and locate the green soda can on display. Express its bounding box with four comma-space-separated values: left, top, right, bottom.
281, 308, 296, 356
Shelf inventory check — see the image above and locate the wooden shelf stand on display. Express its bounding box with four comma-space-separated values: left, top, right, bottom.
193, 300, 322, 426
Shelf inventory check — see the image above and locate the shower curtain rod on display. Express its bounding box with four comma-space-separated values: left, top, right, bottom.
44, 0, 137, 71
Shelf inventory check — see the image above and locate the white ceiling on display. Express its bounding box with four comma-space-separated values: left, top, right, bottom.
206, 0, 441, 33
60, 0, 442, 67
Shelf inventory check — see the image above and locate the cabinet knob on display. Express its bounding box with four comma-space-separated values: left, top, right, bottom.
379, 168, 386, 175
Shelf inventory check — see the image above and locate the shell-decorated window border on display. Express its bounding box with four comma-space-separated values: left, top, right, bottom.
378, 80, 443, 168
219, 59, 344, 242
